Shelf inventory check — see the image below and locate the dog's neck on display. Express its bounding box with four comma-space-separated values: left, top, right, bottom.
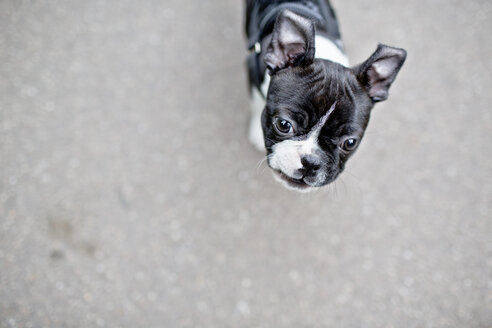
314, 35, 349, 67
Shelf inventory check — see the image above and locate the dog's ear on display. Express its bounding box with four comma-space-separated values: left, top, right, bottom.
264, 10, 315, 75
355, 44, 407, 102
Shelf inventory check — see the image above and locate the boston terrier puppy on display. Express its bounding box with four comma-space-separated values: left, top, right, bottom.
245, 0, 407, 192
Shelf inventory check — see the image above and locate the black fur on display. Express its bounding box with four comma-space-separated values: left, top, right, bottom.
246, 1, 407, 189
262, 59, 374, 185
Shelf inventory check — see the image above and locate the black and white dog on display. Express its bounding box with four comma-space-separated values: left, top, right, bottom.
245, 0, 406, 192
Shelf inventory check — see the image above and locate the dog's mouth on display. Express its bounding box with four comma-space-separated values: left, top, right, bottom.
272, 170, 313, 191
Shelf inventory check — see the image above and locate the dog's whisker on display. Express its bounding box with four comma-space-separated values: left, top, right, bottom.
342, 169, 360, 181
260, 155, 274, 174
333, 179, 340, 197
255, 156, 268, 174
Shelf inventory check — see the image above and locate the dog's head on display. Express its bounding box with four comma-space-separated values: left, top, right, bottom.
261, 10, 407, 192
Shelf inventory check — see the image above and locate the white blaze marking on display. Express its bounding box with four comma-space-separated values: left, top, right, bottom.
269, 102, 337, 178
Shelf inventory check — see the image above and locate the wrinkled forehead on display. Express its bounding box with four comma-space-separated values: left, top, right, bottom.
267, 69, 325, 123
267, 61, 362, 118
268, 63, 324, 97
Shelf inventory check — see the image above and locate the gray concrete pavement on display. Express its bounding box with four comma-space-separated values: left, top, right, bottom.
1, 0, 491, 327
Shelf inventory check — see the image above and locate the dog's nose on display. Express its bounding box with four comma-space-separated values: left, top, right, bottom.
300, 155, 322, 177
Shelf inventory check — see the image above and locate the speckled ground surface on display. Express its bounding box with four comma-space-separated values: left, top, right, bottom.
0, 0, 491, 327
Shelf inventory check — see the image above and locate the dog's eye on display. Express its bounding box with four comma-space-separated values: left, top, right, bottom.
340, 138, 358, 152
273, 117, 294, 135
